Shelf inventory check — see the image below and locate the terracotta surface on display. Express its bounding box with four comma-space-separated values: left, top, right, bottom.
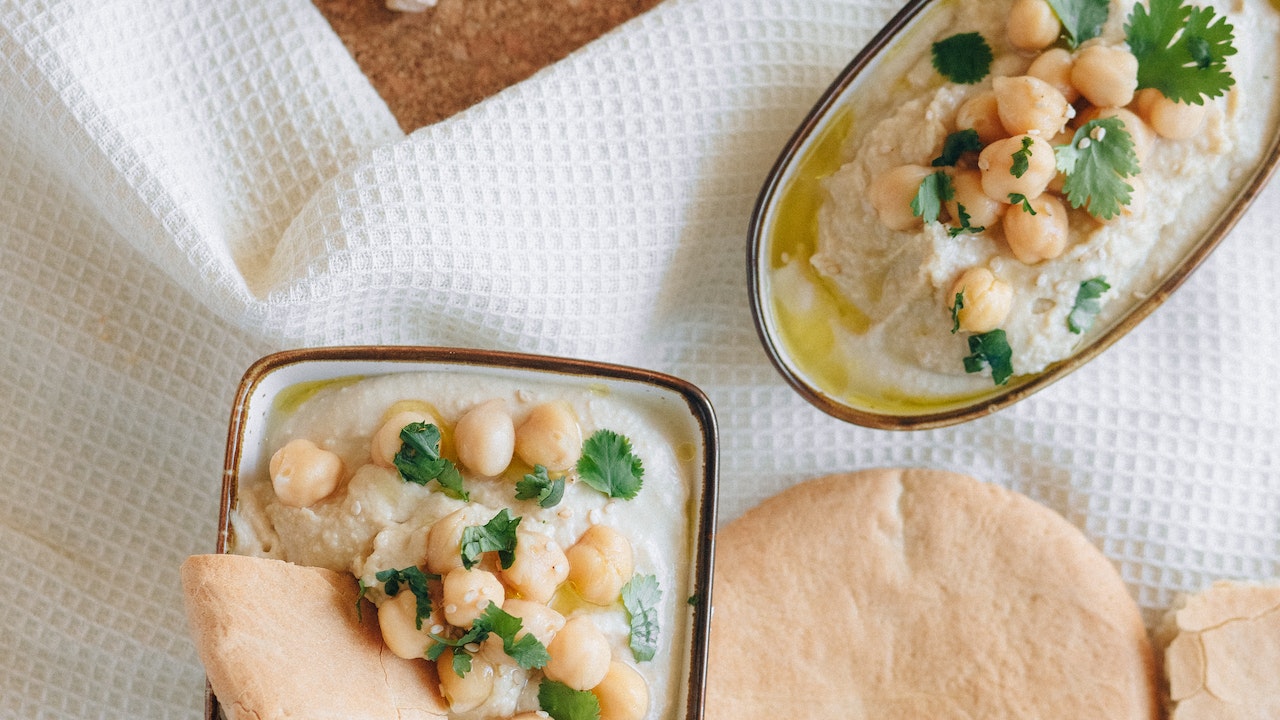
314, 0, 666, 132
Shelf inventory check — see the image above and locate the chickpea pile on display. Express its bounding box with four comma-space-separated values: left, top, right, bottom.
867, 0, 1208, 334
267, 397, 651, 720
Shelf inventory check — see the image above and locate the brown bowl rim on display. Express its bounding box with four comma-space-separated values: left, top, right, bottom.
210, 345, 719, 720
746, 0, 1280, 430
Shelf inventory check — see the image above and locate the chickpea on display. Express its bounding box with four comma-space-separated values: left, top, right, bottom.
566, 524, 634, 605
1134, 87, 1207, 140
454, 399, 515, 477
269, 438, 343, 508
1026, 48, 1079, 104
377, 587, 440, 660
370, 409, 437, 468
425, 505, 488, 574
592, 661, 651, 720
948, 267, 1013, 334
1070, 44, 1138, 108
502, 529, 570, 604
944, 169, 1006, 231
993, 75, 1071, 138
955, 90, 1006, 145
1007, 0, 1060, 53
441, 566, 505, 628
1004, 193, 1070, 263
544, 616, 611, 691
500, 598, 566, 647
868, 164, 934, 231
437, 648, 496, 712
1075, 106, 1154, 163
514, 402, 582, 472
978, 134, 1057, 201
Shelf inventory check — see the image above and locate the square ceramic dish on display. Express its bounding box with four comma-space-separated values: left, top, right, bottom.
747, 0, 1280, 429
208, 346, 718, 720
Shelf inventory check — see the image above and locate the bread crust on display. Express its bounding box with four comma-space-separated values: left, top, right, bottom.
180, 553, 448, 720
706, 468, 1159, 719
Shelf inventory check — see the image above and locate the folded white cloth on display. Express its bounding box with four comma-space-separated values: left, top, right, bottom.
1, 0, 1277, 716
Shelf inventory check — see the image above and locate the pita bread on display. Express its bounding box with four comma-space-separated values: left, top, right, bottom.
706, 468, 1158, 719
180, 553, 448, 720
1159, 580, 1280, 719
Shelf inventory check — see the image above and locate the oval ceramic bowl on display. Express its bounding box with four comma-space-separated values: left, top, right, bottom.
207, 346, 718, 720
748, 0, 1280, 430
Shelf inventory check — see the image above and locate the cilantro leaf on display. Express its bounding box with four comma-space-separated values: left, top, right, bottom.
932, 129, 983, 167
460, 508, 522, 570
910, 171, 954, 224
930, 32, 994, 84
1044, 0, 1109, 47
1126, 0, 1236, 105
949, 291, 964, 334
576, 430, 644, 500
515, 464, 565, 508
376, 566, 438, 630
539, 680, 602, 720
1010, 136, 1035, 178
394, 422, 469, 501
1067, 276, 1111, 334
1008, 193, 1037, 214
1054, 118, 1140, 220
356, 579, 369, 622
963, 329, 1015, 386
428, 602, 550, 673
621, 574, 662, 662
948, 204, 985, 237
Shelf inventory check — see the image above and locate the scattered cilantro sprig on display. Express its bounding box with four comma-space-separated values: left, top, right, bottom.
576, 430, 644, 500
393, 422, 469, 501
947, 204, 985, 237
1010, 136, 1035, 179
428, 602, 549, 676
538, 679, 601, 720
1045, 0, 1109, 47
460, 508, 522, 570
911, 171, 954, 224
515, 464, 565, 508
621, 574, 662, 662
930, 32, 993, 84
1008, 193, 1037, 214
932, 129, 983, 167
1054, 118, 1140, 220
950, 291, 965, 334
1126, 0, 1236, 105
376, 566, 439, 630
963, 329, 1015, 386
1067, 277, 1112, 334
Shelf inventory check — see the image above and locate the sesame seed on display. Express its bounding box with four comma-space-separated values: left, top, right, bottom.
1077, 137, 1092, 150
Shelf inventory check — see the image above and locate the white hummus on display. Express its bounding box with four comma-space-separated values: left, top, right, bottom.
230, 371, 701, 720
772, 0, 1280, 401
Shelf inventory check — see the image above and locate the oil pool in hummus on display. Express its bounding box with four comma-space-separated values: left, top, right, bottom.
230, 371, 700, 720
768, 0, 1280, 405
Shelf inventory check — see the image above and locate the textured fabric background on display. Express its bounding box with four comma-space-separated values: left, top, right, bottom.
1, 0, 1277, 716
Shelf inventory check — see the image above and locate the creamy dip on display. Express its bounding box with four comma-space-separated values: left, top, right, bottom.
230, 371, 700, 720
771, 0, 1280, 402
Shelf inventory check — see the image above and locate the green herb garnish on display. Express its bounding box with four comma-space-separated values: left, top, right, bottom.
1067, 277, 1112, 334
393, 422, 468, 501
910, 171, 954, 224
356, 579, 369, 622
1010, 136, 1035, 179
950, 291, 965, 334
515, 464, 565, 508
963, 329, 1015, 386
930, 32, 994, 84
621, 574, 662, 662
1008, 193, 1037, 214
576, 429, 644, 500
428, 602, 550, 675
1054, 118, 1140, 220
948, 204, 985, 237
538, 679, 602, 720
1126, 0, 1236, 105
1045, 0, 1110, 47
932, 129, 983, 167
376, 566, 438, 630
460, 508, 522, 570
